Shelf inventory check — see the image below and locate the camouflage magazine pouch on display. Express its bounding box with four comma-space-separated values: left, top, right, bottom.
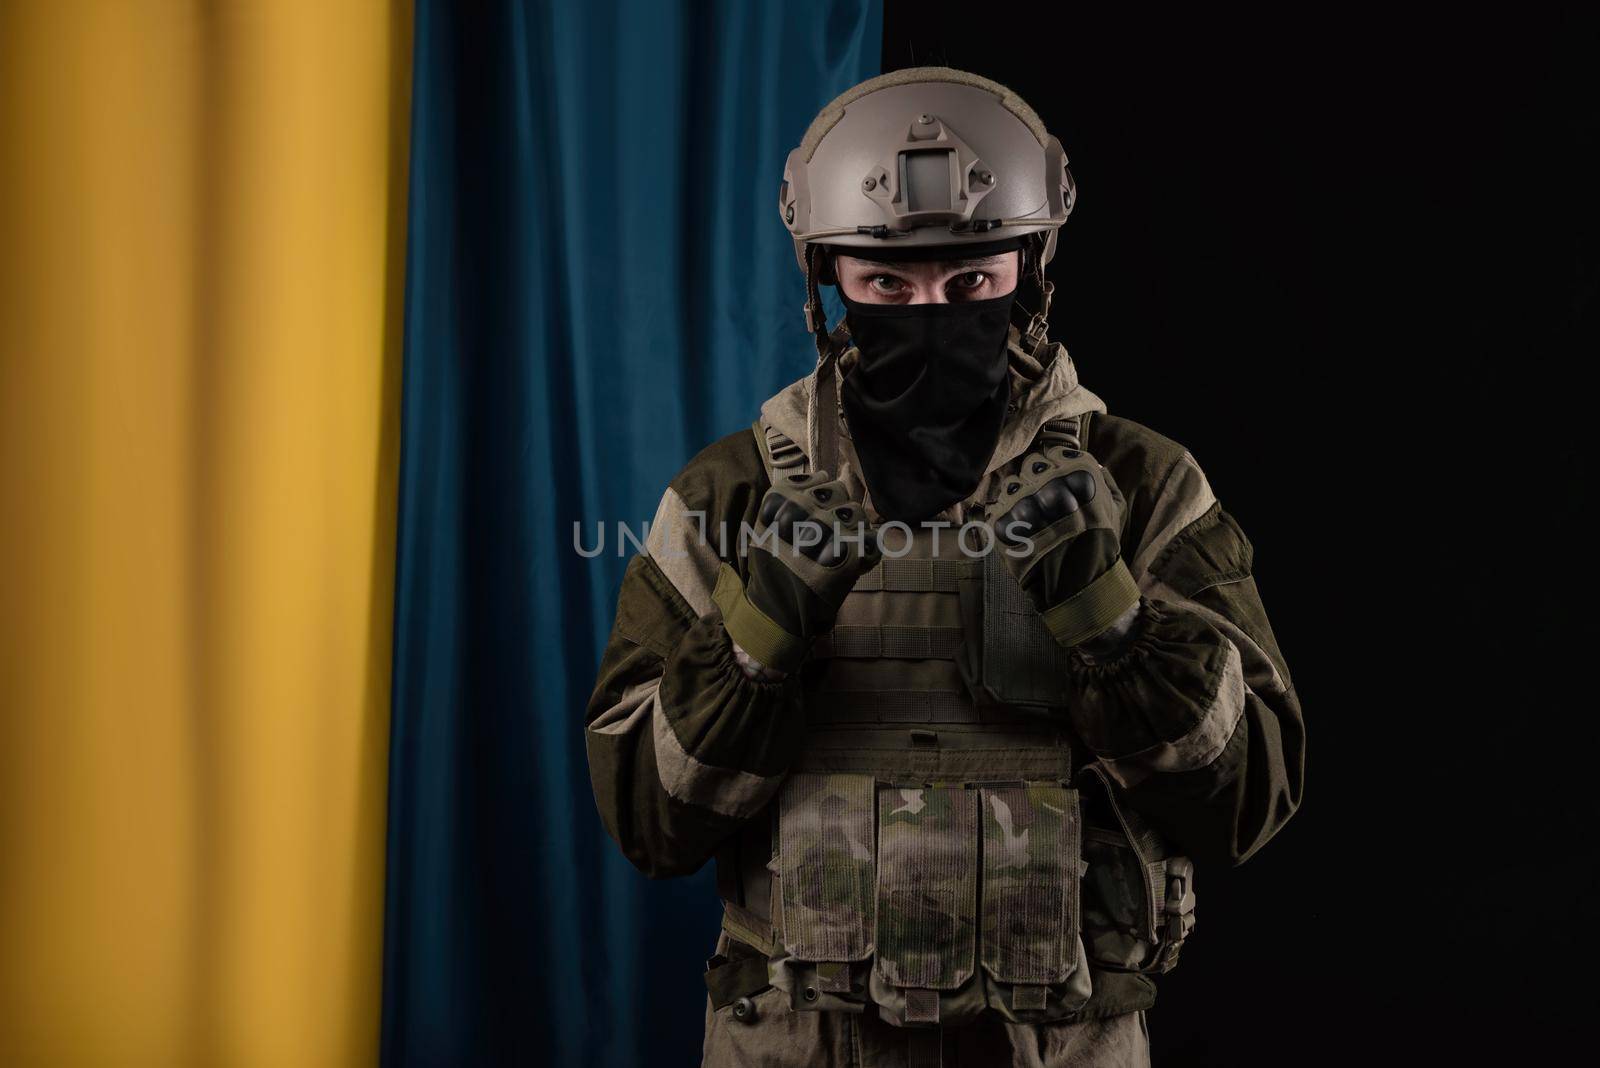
777, 773, 876, 964
979, 784, 1086, 1015
1080, 766, 1196, 973
874, 786, 978, 1004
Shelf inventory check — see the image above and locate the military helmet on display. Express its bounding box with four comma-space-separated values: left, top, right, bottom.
781, 66, 1075, 352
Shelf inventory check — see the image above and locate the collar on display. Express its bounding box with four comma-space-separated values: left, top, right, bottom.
758, 325, 1107, 483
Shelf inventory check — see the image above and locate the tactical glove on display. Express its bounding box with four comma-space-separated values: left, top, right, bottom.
712, 469, 880, 674
982, 445, 1142, 649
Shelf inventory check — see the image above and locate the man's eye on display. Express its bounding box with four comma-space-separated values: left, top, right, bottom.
952, 271, 988, 289
869, 275, 903, 293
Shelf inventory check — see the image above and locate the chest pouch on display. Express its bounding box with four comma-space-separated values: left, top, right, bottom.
957, 547, 1071, 712
773, 773, 1092, 1027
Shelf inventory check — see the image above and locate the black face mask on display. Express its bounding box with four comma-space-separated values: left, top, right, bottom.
839, 289, 1017, 522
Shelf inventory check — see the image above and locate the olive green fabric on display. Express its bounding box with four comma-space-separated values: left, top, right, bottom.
745, 470, 881, 640
584, 432, 797, 878
963, 546, 1072, 710
711, 563, 811, 674
1039, 559, 1140, 647
584, 351, 1304, 1046
1078, 765, 1195, 974
703, 949, 772, 1011
983, 445, 1136, 646
1081, 413, 1305, 867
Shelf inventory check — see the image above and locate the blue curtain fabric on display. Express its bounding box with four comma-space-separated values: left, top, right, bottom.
381, 2, 882, 1064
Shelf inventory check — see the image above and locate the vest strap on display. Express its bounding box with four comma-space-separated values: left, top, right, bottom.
811, 625, 965, 661
1012, 984, 1048, 1012
704, 950, 773, 1010
805, 689, 975, 724
721, 903, 781, 959
905, 990, 942, 1026
854, 557, 963, 593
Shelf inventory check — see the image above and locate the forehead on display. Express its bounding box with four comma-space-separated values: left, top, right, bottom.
836, 251, 1014, 272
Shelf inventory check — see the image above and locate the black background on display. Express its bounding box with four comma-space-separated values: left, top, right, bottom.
883, 5, 1595, 1063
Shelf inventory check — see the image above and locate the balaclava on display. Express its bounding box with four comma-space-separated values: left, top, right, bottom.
836, 237, 1023, 523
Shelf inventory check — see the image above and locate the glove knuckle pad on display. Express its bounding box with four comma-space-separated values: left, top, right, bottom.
1062, 468, 1096, 504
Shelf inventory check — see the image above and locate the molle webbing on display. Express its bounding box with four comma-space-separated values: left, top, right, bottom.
802, 525, 975, 727
811, 625, 965, 660
833, 573, 963, 630
792, 723, 1075, 780
804, 689, 975, 724
852, 557, 962, 593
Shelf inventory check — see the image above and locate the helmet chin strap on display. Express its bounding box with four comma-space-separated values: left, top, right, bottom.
1003, 233, 1055, 361
802, 243, 841, 365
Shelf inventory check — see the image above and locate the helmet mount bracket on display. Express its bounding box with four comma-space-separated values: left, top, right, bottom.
862, 115, 994, 231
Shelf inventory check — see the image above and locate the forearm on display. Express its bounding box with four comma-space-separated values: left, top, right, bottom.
1064, 486, 1304, 866
586, 557, 802, 878
1123, 676, 1302, 867
1063, 595, 1248, 786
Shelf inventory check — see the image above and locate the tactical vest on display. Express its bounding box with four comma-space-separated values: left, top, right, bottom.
714, 398, 1196, 1029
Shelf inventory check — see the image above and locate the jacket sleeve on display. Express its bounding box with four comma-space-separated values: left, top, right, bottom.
1065, 444, 1306, 867
584, 448, 804, 879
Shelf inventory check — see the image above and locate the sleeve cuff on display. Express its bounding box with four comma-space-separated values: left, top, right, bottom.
1039, 557, 1141, 648
711, 563, 810, 674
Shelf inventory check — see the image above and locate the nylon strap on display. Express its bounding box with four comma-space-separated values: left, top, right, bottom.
814, 960, 853, 994
810, 625, 965, 661
1039, 558, 1141, 648
803, 689, 974, 723
813, 352, 840, 477
1012, 984, 1048, 1012
712, 563, 809, 673
721, 905, 781, 958
704, 953, 772, 1010
853, 558, 963, 592
904, 989, 941, 1025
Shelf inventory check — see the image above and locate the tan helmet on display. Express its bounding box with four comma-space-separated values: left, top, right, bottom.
781, 67, 1076, 353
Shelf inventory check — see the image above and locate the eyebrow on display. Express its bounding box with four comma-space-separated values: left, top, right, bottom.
847, 254, 1009, 271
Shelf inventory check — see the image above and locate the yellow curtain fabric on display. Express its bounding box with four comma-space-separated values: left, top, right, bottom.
0, 3, 411, 1063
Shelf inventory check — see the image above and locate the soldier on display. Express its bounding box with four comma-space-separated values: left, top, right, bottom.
585, 67, 1304, 1067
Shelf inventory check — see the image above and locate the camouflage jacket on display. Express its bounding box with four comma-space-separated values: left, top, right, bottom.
584, 336, 1304, 1012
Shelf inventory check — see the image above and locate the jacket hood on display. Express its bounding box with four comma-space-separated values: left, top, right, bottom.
759, 324, 1107, 485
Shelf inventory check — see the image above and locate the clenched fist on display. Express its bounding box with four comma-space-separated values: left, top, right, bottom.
981, 445, 1141, 649
713, 469, 880, 675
